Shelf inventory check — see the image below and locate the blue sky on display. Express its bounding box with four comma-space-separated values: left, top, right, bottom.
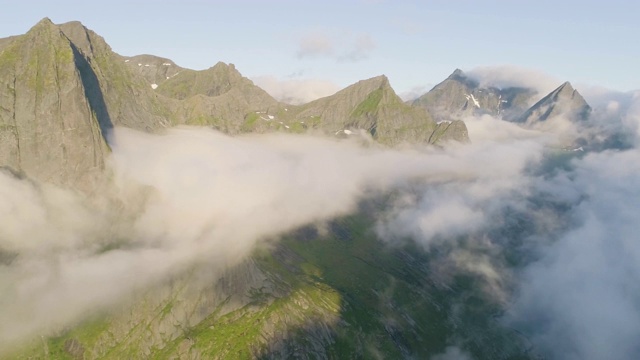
1, 0, 638, 99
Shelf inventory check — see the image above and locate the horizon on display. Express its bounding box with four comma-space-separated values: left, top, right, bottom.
0, 0, 638, 105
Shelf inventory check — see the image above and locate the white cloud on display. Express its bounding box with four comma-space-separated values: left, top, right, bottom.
338, 34, 376, 62
296, 32, 334, 59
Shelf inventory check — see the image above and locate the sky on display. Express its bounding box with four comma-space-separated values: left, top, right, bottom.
0, 0, 638, 100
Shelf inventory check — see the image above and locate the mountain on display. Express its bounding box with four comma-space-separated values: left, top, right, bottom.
516, 81, 591, 124
0, 19, 468, 191
411, 69, 536, 122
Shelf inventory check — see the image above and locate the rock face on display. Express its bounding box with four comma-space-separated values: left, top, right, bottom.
516, 81, 591, 124
411, 69, 536, 122
0, 18, 109, 191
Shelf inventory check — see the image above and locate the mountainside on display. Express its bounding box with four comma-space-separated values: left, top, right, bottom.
516, 81, 591, 124
411, 69, 536, 122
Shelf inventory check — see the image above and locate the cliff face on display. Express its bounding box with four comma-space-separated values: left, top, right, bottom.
0, 18, 109, 191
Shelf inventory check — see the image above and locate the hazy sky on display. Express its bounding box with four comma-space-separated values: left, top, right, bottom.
1, 0, 638, 96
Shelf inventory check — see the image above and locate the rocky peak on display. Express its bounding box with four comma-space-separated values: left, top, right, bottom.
58, 21, 95, 57
0, 18, 110, 191
517, 81, 591, 124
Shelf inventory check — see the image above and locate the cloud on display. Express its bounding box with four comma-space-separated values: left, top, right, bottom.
296, 33, 334, 59
466, 65, 561, 101
2, 124, 533, 349
252, 75, 340, 104
296, 31, 376, 62
505, 148, 640, 360
338, 34, 376, 62
399, 85, 431, 101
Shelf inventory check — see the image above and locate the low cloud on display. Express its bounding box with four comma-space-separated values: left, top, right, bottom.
252, 75, 340, 104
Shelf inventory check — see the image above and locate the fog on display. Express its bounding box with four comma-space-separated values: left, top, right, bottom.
1, 87, 640, 359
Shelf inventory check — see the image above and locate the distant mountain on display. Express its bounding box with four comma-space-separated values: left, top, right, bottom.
516, 81, 591, 125
411, 69, 536, 122
280, 75, 468, 145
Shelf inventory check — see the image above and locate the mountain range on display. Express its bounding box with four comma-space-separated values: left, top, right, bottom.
0, 18, 606, 360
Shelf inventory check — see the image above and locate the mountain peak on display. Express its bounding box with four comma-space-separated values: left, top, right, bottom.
517, 81, 591, 123
27, 17, 57, 34
450, 68, 464, 77
556, 81, 574, 93
35, 17, 54, 26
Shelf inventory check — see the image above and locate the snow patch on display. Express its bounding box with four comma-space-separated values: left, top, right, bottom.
268, 115, 275, 120
124, 59, 130, 63
285, 125, 290, 129
464, 94, 480, 108
151, 84, 158, 90
470, 94, 480, 108
437, 120, 452, 125
162, 63, 172, 66
335, 129, 354, 135
144, 64, 150, 67
138, 63, 142, 66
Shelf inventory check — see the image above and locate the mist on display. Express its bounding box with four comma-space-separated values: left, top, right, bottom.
1, 89, 640, 359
